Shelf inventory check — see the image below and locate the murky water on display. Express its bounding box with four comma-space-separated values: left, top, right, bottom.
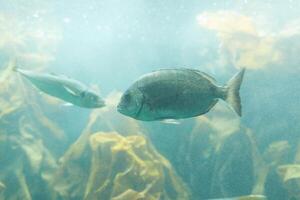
0, 1, 300, 200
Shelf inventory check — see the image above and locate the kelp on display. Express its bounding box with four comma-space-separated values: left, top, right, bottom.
277, 141, 300, 192
0, 62, 64, 200
277, 165, 300, 199
58, 91, 142, 165
0, 181, 5, 200
277, 165, 300, 182
263, 141, 290, 167
206, 194, 267, 200
1, 56, 300, 200
48, 132, 190, 200
143, 103, 290, 199
0, 61, 24, 121
144, 104, 258, 199
1, 59, 190, 200
295, 142, 300, 163
251, 140, 291, 200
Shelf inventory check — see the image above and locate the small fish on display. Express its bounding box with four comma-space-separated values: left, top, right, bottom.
15, 68, 105, 108
207, 195, 267, 200
117, 68, 245, 121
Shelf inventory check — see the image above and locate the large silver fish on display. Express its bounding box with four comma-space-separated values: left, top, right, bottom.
117, 68, 245, 121
16, 68, 105, 108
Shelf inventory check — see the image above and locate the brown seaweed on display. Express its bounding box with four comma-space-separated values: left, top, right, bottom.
48, 132, 190, 200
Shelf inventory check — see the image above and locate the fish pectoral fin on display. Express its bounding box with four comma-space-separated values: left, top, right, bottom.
203, 99, 219, 115
160, 119, 181, 125
63, 85, 80, 96
62, 102, 74, 107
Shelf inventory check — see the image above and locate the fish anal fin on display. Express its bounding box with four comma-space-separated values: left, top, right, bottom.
62, 102, 74, 107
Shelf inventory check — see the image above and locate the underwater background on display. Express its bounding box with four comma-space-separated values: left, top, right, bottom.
0, 0, 300, 199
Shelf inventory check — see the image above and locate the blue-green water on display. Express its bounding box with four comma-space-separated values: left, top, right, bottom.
0, 1, 300, 200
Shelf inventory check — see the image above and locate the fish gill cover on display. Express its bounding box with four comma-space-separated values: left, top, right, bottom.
0, 0, 300, 200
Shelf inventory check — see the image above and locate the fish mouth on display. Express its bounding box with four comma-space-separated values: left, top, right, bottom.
117, 96, 144, 118
117, 103, 134, 117
117, 103, 124, 114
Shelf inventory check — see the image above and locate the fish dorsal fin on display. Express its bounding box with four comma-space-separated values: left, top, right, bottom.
63, 85, 81, 96
152, 68, 217, 83
50, 72, 69, 79
188, 69, 217, 83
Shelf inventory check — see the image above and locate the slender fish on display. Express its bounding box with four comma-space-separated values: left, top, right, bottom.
15, 68, 105, 108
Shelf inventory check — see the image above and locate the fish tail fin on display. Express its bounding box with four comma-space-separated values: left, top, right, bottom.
222, 68, 245, 116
